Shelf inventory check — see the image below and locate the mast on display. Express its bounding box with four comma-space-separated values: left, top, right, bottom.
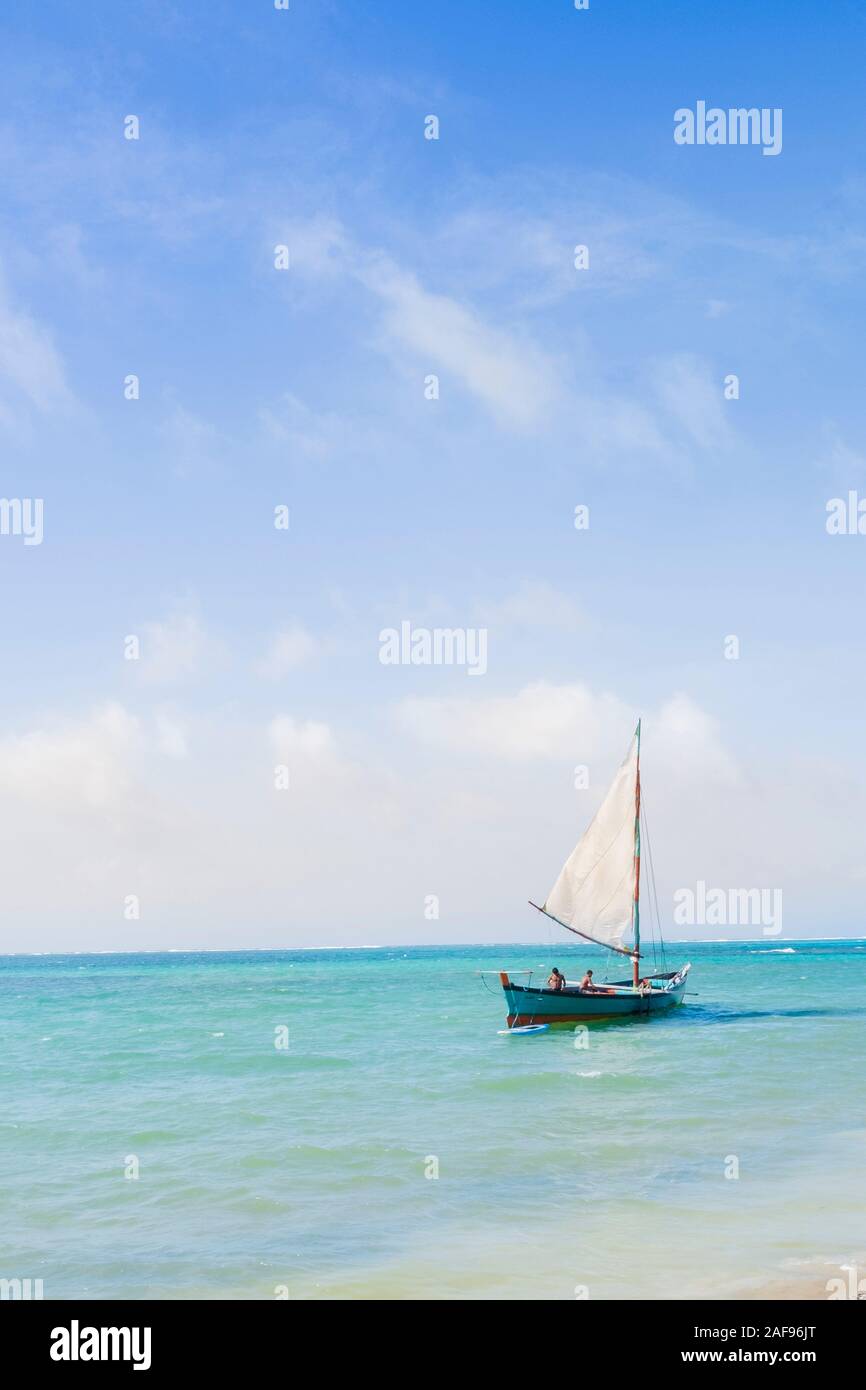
632, 719, 641, 987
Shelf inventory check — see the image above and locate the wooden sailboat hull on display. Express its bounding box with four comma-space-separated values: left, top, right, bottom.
501, 966, 690, 1027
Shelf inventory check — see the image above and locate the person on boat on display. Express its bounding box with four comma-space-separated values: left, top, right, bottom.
547, 967, 565, 992
579, 969, 594, 991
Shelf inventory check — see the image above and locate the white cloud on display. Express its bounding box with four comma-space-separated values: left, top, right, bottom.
818, 430, 866, 483
158, 405, 226, 479
478, 581, 584, 632
277, 215, 347, 278
155, 708, 189, 759
0, 702, 140, 810
0, 274, 73, 428
0, 687, 858, 950
268, 714, 336, 761
258, 392, 350, 459
282, 218, 559, 430
139, 605, 217, 685
651, 353, 731, 450
396, 681, 633, 760
395, 681, 740, 787
258, 626, 320, 678
358, 255, 558, 430
274, 209, 747, 465
647, 694, 740, 788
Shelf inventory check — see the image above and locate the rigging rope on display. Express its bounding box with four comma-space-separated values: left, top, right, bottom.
640, 792, 667, 973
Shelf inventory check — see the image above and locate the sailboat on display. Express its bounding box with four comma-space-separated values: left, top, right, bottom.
499, 722, 690, 1026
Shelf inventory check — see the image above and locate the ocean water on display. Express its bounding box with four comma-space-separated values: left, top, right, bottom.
0, 941, 863, 1301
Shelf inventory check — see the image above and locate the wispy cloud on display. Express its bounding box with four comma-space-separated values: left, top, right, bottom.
282, 218, 560, 430
257, 391, 379, 462
650, 353, 733, 451
268, 714, 338, 762
477, 581, 585, 632
258, 626, 321, 678
154, 707, 190, 760
357, 255, 559, 429
0, 272, 73, 431
138, 604, 221, 685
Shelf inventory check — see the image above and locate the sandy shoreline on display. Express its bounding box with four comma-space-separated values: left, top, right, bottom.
732, 1257, 865, 1301
741, 1278, 832, 1300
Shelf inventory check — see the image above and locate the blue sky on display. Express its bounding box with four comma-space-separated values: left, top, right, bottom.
1, 0, 864, 949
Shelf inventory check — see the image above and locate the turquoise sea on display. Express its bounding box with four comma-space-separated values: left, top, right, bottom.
1, 941, 863, 1300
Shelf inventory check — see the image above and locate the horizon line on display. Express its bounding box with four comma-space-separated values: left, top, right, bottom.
1, 936, 864, 959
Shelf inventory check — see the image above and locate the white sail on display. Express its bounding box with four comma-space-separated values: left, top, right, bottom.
543, 730, 638, 952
